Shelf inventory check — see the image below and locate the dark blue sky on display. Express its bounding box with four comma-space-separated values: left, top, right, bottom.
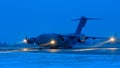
0, 0, 120, 44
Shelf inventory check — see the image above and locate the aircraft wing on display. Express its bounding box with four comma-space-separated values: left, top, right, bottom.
59, 35, 108, 40
85, 36, 108, 40
59, 35, 116, 43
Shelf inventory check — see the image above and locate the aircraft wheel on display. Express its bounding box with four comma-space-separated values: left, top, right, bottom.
67, 46, 72, 49
39, 48, 42, 50
64, 46, 72, 49
50, 46, 58, 49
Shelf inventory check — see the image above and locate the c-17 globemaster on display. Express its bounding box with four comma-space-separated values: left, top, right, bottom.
23, 16, 116, 49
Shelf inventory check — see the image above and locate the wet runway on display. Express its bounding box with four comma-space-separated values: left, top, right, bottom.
1, 45, 120, 68
32, 48, 120, 55
0, 47, 120, 55
0, 50, 120, 68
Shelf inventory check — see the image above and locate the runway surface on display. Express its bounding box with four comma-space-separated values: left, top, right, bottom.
0, 45, 120, 68
0, 51, 120, 68
0, 47, 120, 55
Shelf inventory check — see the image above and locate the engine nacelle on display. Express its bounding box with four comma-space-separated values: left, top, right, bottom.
59, 37, 69, 43
77, 38, 81, 43
26, 38, 36, 44
77, 37, 87, 43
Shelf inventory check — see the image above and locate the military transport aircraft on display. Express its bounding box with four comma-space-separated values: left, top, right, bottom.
22, 16, 116, 49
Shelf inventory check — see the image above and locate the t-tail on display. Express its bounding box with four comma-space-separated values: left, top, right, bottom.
73, 16, 103, 34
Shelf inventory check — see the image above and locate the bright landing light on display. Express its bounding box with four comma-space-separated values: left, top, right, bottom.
23, 39, 27, 43
50, 40, 56, 45
109, 37, 116, 42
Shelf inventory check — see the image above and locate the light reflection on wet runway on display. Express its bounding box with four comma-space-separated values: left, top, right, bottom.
0, 47, 120, 68
0, 47, 120, 55
0, 50, 120, 68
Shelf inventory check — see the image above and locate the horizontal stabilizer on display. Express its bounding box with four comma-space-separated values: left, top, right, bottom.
72, 17, 103, 21
74, 16, 103, 34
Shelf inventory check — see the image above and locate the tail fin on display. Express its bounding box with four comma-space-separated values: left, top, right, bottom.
73, 16, 103, 34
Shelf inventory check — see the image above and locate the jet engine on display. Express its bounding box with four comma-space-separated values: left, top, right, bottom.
76, 36, 88, 43
23, 37, 36, 44
59, 37, 69, 43
77, 38, 81, 43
